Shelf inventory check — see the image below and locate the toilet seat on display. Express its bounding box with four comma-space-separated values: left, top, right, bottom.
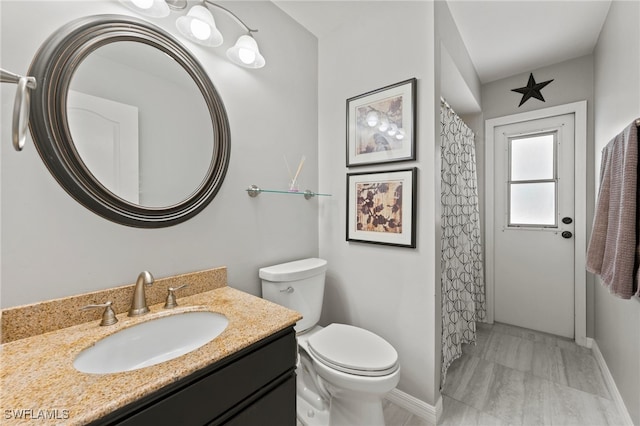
307, 324, 399, 377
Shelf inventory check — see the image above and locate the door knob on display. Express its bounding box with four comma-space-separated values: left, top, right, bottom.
561, 231, 573, 239
562, 217, 573, 224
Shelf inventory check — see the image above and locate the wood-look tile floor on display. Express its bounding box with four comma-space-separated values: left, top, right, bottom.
382, 322, 624, 426
298, 322, 622, 425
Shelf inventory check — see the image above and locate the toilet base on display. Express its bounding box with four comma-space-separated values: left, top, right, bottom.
297, 393, 330, 426
326, 392, 386, 426
297, 391, 386, 426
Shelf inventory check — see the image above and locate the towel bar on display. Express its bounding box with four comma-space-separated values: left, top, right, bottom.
1, 68, 37, 151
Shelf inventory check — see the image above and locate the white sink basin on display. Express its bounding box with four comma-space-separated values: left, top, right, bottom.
74, 311, 228, 374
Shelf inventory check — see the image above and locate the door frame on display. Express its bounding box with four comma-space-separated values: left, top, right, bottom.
485, 101, 587, 346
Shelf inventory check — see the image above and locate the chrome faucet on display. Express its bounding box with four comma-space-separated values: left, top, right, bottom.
128, 271, 154, 317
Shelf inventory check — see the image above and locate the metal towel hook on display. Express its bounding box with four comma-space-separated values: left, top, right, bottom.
1, 68, 37, 151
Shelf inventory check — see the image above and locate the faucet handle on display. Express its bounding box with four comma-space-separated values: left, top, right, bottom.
164, 284, 188, 309
81, 301, 118, 326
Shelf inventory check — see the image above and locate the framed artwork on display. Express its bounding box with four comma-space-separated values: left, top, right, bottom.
346, 78, 416, 167
346, 168, 417, 248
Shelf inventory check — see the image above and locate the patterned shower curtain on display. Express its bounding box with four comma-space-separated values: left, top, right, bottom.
440, 101, 486, 386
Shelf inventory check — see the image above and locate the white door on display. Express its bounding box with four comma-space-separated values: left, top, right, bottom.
67, 90, 140, 204
493, 113, 575, 338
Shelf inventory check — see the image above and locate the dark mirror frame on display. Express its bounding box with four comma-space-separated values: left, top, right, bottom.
28, 14, 230, 228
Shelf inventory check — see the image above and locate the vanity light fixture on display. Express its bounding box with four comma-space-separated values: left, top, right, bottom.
121, 0, 171, 18
176, 5, 223, 47
226, 35, 265, 69
119, 0, 266, 69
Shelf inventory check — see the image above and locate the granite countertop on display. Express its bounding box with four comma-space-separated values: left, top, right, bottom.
0, 286, 301, 425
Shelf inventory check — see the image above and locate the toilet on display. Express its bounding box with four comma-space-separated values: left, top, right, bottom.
260, 258, 400, 426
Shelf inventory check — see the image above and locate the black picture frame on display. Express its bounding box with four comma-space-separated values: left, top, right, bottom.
346, 168, 417, 248
346, 78, 417, 167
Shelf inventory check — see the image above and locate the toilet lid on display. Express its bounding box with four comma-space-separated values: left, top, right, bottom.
307, 324, 398, 377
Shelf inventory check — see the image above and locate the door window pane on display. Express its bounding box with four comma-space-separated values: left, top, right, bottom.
510, 134, 555, 181
510, 182, 556, 225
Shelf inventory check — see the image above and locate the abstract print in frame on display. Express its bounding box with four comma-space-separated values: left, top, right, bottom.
346, 78, 416, 167
346, 168, 417, 248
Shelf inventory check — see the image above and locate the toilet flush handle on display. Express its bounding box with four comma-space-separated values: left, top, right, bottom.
280, 286, 294, 294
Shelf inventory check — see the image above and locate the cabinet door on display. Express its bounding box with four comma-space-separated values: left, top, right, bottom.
103, 328, 296, 426
219, 375, 296, 426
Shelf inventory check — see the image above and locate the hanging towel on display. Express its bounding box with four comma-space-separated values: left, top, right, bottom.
586, 120, 640, 299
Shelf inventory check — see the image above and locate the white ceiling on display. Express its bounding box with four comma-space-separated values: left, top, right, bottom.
273, 0, 612, 84
446, 0, 611, 83
273, 1, 372, 39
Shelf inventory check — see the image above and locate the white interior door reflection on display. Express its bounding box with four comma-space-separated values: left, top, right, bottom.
67, 90, 139, 204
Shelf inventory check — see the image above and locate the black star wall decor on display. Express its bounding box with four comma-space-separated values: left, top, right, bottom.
511, 73, 554, 107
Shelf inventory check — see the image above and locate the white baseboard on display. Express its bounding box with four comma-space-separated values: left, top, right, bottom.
584, 336, 594, 348
385, 388, 441, 425
591, 340, 634, 426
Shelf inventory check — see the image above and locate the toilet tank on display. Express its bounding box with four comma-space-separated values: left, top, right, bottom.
259, 258, 327, 333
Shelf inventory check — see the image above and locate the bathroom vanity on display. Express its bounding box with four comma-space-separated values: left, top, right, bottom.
93, 327, 296, 425
0, 268, 301, 426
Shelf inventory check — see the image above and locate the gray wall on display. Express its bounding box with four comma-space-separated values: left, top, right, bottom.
593, 1, 640, 423
435, 0, 481, 112
0, 1, 319, 307
481, 54, 597, 338
318, 1, 439, 405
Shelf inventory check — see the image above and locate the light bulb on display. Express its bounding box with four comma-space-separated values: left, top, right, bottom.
226, 35, 265, 68
387, 123, 398, 136
121, 0, 169, 17
131, 0, 153, 9
238, 48, 256, 65
176, 5, 223, 46
190, 19, 211, 40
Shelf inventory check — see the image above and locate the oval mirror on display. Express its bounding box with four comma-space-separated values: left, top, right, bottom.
28, 15, 230, 227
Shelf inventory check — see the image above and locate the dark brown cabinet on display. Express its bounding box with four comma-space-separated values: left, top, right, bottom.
91, 327, 296, 426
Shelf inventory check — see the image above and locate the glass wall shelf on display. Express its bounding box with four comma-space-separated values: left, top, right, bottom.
246, 185, 331, 200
